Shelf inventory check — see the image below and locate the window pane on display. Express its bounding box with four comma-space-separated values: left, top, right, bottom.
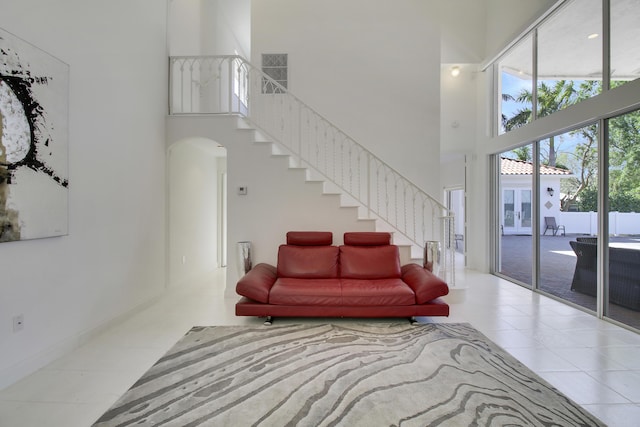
499, 35, 533, 134
611, 0, 640, 87
607, 108, 640, 329
504, 190, 515, 227
538, 125, 598, 312
521, 190, 531, 227
537, 0, 602, 118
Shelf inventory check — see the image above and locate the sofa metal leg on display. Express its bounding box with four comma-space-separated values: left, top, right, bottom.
410, 317, 419, 325
263, 316, 273, 326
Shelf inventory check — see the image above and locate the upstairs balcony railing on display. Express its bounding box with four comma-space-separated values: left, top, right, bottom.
169, 55, 456, 285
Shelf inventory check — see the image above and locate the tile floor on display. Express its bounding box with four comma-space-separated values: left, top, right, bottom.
1, 267, 639, 426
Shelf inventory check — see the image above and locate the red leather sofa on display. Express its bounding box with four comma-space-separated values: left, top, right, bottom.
235, 231, 449, 324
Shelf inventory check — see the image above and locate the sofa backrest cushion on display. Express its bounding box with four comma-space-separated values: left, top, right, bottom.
287, 231, 333, 246
343, 232, 392, 246
277, 245, 339, 278
339, 245, 401, 279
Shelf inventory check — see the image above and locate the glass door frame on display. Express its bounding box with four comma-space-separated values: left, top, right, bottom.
491, 145, 540, 289
501, 188, 533, 235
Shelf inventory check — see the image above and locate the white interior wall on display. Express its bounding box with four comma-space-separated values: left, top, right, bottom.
440, 0, 488, 63
251, 0, 442, 198
167, 0, 250, 292
168, 140, 224, 288
465, 68, 494, 272
440, 63, 480, 169
170, 0, 250, 57
438, 1, 557, 271
217, 157, 228, 267
226, 137, 376, 280
168, 0, 203, 55
0, 0, 167, 388
202, 0, 251, 57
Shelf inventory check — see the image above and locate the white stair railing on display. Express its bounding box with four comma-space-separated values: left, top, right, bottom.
169, 55, 455, 284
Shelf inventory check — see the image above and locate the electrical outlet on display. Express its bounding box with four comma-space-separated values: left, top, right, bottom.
13, 314, 24, 333
182, 255, 187, 264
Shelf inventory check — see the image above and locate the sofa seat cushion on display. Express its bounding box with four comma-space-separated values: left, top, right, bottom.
269, 278, 342, 305
341, 279, 415, 306
277, 245, 339, 278
339, 245, 401, 279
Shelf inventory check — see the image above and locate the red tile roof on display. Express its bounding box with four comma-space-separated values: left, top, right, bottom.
501, 157, 572, 175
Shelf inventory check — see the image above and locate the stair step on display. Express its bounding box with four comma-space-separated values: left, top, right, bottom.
232, 119, 424, 264
236, 117, 253, 129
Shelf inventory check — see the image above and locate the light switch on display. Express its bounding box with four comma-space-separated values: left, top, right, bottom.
238, 186, 248, 195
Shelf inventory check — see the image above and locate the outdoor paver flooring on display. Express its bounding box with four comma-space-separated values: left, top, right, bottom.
499, 234, 640, 330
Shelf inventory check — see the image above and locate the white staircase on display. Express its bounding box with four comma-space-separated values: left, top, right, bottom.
168, 55, 455, 285
235, 117, 420, 265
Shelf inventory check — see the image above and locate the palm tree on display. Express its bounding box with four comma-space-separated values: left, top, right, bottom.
502, 80, 578, 167
510, 146, 532, 162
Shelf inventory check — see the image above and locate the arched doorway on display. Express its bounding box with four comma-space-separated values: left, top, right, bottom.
168, 138, 227, 288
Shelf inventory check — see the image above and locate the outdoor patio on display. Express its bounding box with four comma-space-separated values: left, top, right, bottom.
499, 234, 640, 330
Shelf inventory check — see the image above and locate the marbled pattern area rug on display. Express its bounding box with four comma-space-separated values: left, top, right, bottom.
93, 323, 604, 427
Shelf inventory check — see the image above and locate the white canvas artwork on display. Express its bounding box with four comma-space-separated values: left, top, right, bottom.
0, 27, 69, 242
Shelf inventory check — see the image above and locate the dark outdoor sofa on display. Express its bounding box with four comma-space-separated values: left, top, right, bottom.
569, 239, 640, 311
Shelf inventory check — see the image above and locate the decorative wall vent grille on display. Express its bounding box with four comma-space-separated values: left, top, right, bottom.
261, 53, 287, 93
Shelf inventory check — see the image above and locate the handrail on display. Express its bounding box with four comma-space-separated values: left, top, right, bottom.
169, 55, 456, 284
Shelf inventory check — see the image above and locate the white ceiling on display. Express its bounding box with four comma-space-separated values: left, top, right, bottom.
500, 0, 640, 80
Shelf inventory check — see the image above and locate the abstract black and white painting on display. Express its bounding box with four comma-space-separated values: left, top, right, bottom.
0, 27, 69, 242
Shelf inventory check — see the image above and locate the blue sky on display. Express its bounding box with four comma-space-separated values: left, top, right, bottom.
501, 72, 532, 121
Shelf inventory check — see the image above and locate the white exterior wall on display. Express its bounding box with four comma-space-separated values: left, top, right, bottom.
500, 175, 564, 235
251, 0, 442, 198
0, 0, 167, 388
559, 212, 640, 236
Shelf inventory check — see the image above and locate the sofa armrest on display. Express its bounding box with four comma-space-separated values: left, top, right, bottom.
401, 264, 449, 304
236, 263, 277, 304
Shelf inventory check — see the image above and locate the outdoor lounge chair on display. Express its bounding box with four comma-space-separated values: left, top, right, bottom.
543, 216, 565, 236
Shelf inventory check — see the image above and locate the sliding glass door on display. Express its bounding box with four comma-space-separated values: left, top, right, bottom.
607, 109, 640, 330
538, 126, 598, 313
489, 0, 640, 331
497, 147, 533, 287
